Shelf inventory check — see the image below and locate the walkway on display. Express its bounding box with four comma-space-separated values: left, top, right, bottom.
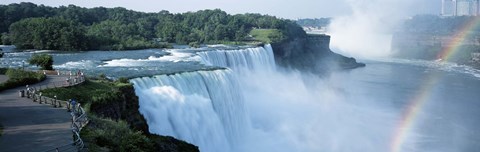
0, 75, 73, 152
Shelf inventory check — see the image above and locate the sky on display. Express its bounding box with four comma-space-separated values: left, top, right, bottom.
0, 0, 440, 19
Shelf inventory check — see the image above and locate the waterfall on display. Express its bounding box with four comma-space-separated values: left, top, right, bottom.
198, 44, 276, 71
131, 70, 248, 152
131, 45, 276, 152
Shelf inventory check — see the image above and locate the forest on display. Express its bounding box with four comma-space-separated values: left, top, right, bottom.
0, 2, 305, 51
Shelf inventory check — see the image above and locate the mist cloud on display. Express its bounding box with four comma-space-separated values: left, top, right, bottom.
328, 0, 415, 59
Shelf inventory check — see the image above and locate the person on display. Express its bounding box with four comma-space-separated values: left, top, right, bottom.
70, 99, 77, 111
26, 85, 30, 98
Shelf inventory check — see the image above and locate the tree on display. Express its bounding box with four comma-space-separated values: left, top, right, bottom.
1, 33, 11, 45
2, 3, 308, 50
9, 17, 87, 50
29, 54, 53, 70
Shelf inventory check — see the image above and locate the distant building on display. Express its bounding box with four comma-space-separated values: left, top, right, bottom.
442, 0, 457, 16
442, 0, 480, 16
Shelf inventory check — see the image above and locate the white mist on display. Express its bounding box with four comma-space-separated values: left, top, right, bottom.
328, 0, 414, 59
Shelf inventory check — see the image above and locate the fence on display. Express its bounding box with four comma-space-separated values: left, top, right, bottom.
42, 105, 88, 152
25, 75, 85, 108
20, 72, 88, 152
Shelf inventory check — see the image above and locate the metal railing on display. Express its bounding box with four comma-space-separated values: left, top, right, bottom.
71, 105, 88, 150
20, 72, 89, 152
42, 105, 88, 152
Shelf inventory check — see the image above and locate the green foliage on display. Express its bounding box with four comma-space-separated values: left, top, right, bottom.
41, 78, 198, 152
117, 77, 129, 83
99, 73, 107, 80
9, 17, 87, 50
250, 29, 286, 43
1, 33, 11, 45
0, 68, 46, 91
1, 3, 306, 51
28, 54, 53, 70
0, 68, 7, 74
81, 116, 155, 152
81, 116, 198, 152
147, 135, 199, 152
40, 79, 112, 103
188, 42, 200, 48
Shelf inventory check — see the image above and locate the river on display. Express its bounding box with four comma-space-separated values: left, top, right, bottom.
1, 45, 479, 152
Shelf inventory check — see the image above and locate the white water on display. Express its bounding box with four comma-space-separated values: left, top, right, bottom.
131, 70, 248, 152
197, 44, 276, 72
131, 45, 399, 152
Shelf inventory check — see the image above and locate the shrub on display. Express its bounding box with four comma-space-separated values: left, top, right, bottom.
81, 116, 155, 152
117, 77, 129, 84
189, 42, 200, 48
0, 69, 46, 91
29, 54, 53, 70
0, 68, 7, 74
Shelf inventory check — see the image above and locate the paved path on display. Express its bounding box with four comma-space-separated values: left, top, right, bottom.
0, 75, 73, 152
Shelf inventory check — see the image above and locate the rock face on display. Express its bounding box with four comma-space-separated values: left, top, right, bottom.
89, 84, 149, 132
89, 83, 199, 152
392, 32, 480, 68
271, 34, 365, 73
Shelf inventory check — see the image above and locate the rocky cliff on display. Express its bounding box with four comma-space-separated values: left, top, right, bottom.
392, 32, 480, 68
86, 82, 199, 152
271, 34, 365, 74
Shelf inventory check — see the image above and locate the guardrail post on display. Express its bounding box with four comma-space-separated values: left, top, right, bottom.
39, 93, 43, 104
53, 95, 57, 108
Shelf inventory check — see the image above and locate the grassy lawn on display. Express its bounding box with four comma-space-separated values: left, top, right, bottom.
249, 29, 285, 43
0, 68, 46, 91
40, 79, 115, 103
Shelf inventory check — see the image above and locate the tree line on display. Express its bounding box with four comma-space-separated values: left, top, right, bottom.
296, 18, 331, 28
398, 15, 480, 35
0, 2, 306, 51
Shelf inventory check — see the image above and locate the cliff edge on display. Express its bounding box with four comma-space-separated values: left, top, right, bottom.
271, 34, 365, 74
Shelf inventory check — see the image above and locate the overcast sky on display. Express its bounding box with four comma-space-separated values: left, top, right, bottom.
1, 0, 440, 19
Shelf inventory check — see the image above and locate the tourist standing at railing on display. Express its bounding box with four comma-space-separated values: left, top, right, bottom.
70, 99, 76, 112
26, 85, 30, 98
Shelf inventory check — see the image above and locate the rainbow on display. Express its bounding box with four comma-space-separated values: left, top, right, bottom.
390, 17, 480, 152
437, 17, 480, 61
390, 74, 439, 152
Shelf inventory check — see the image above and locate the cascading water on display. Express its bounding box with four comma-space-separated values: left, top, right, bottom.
131, 44, 397, 152
131, 45, 275, 151
130, 69, 247, 152
197, 44, 276, 71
